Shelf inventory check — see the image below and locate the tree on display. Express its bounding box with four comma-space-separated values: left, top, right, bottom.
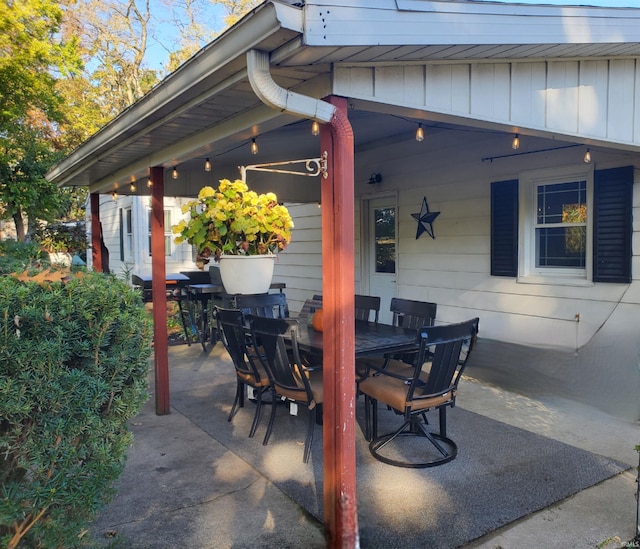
0, 0, 82, 240
217, 0, 262, 28
162, 0, 217, 72
66, 0, 160, 120
0, 125, 68, 238
160, 0, 262, 72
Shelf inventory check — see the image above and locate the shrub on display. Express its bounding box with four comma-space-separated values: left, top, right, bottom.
0, 271, 153, 548
31, 221, 87, 258
0, 241, 44, 274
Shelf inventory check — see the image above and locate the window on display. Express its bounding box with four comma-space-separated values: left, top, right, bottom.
535, 180, 587, 269
519, 165, 593, 283
125, 208, 134, 261
374, 206, 396, 274
148, 209, 173, 256
491, 165, 632, 285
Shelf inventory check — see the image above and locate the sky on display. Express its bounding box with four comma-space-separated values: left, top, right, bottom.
144, 0, 640, 71
144, 1, 227, 72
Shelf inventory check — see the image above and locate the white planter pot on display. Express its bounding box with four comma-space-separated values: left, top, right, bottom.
48, 252, 72, 267
218, 255, 275, 295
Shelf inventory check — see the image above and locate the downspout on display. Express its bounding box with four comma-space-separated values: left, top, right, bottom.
247, 49, 358, 549
246, 49, 335, 123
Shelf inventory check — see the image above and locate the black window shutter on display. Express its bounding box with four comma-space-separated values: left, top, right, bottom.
491, 179, 519, 277
593, 166, 633, 283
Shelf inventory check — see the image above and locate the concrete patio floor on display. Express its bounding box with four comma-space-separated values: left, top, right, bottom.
90, 341, 639, 548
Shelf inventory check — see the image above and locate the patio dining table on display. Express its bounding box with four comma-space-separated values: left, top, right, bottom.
295, 319, 418, 358
188, 282, 287, 351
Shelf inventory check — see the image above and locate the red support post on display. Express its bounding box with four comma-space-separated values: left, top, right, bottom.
90, 193, 102, 272
149, 166, 170, 415
321, 96, 358, 548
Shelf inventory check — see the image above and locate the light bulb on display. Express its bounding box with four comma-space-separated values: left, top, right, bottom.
512, 134, 520, 150
172, 166, 178, 179
251, 138, 258, 155
204, 158, 211, 172
111, 191, 118, 200
311, 120, 320, 136
415, 123, 424, 142
130, 183, 136, 193
584, 148, 591, 163
147, 179, 152, 188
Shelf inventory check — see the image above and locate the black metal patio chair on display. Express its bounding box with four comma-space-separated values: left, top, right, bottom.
247, 315, 323, 463
216, 307, 272, 439
358, 317, 479, 468
356, 298, 437, 379
235, 292, 288, 319
354, 294, 380, 323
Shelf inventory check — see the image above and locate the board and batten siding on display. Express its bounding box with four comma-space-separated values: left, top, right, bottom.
334, 59, 640, 148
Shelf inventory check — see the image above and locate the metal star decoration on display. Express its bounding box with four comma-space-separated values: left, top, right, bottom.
411, 196, 440, 239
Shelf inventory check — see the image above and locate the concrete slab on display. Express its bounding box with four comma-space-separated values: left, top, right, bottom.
90, 343, 639, 549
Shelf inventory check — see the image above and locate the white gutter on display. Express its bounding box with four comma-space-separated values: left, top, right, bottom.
246, 49, 335, 124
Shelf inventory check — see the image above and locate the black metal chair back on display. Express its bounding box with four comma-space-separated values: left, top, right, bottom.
216, 307, 270, 438
247, 315, 322, 463
410, 318, 478, 401
390, 298, 437, 330
235, 292, 288, 319
354, 294, 380, 322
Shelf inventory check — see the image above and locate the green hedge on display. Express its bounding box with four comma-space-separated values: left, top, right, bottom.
0, 241, 44, 274
0, 271, 153, 548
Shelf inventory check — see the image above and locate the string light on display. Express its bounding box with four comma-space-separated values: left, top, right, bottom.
251, 138, 258, 155
584, 148, 591, 163
147, 179, 152, 188
204, 158, 211, 172
415, 123, 424, 142
512, 134, 520, 150
311, 120, 320, 136
130, 182, 136, 193
111, 191, 118, 200
172, 166, 178, 179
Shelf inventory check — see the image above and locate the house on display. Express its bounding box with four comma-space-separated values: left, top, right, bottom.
47, 0, 640, 542
92, 194, 193, 279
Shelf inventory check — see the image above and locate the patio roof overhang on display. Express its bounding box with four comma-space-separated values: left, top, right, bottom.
46, 0, 640, 200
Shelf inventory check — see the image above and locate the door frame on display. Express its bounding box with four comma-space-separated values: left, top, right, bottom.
360, 191, 398, 300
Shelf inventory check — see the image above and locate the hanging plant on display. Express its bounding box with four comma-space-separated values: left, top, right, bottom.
171, 179, 294, 267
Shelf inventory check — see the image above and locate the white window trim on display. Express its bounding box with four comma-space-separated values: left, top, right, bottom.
517, 164, 594, 286
146, 207, 174, 258
124, 207, 134, 262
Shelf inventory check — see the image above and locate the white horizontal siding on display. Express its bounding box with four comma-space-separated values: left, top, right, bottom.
273, 203, 323, 314
306, 2, 640, 47
350, 128, 640, 350
334, 58, 640, 147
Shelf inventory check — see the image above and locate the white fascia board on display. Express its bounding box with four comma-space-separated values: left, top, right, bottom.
47, 1, 303, 187
303, 1, 640, 47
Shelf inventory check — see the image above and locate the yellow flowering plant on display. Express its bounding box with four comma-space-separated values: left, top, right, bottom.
172, 179, 294, 265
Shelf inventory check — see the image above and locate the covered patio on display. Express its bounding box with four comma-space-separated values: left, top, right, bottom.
88, 341, 638, 548
47, 1, 640, 545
